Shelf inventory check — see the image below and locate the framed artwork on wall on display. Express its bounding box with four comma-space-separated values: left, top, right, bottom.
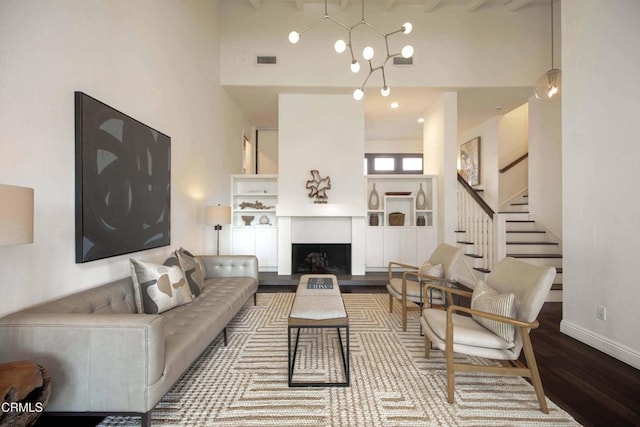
459, 137, 481, 187
75, 92, 171, 263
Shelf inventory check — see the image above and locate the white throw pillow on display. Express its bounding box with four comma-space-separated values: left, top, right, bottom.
130, 258, 193, 314
470, 280, 516, 343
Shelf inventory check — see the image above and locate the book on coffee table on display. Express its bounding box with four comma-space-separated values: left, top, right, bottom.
307, 277, 334, 289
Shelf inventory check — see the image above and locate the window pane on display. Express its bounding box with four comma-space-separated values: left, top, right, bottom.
374, 157, 395, 171
402, 157, 422, 171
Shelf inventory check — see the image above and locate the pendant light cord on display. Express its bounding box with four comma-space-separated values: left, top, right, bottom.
550, 0, 554, 69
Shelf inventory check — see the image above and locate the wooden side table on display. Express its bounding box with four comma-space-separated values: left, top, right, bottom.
0, 361, 50, 427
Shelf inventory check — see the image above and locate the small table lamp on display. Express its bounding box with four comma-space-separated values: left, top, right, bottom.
206, 204, 231, 255
0, 184, 34, 246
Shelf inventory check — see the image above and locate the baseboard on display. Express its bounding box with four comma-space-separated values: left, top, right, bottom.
560, 320, 640, 370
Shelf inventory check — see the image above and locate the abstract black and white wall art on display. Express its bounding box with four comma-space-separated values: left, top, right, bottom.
75, 92, 171, 263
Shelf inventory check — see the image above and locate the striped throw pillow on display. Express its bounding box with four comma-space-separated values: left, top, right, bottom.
470, 280, 516, 343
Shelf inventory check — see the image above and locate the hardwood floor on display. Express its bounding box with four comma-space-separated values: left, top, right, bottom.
34, 280, 640, 427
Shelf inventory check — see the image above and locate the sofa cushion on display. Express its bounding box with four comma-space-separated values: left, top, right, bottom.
470, 280, 516, 344
130, 258, 193, 314
176, 248, 205, 297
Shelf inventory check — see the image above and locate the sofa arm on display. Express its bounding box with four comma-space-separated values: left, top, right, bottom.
199, 255, 258, 281
0, 313, 164, 413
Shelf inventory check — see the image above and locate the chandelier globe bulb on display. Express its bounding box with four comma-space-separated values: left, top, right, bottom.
363, 46, 375, 61
353, 88, 364, 101
288, 31, 300, 44
402, 22, 413, 34
334, 39, 347, 53
381, 86, 391, 97
350, 60, 360, 73
401, 45, 414, 58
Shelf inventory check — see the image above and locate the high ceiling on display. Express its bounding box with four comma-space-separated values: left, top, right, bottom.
222, 0, 548, 140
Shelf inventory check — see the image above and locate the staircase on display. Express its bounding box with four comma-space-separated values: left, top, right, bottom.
455, 180, 563, 301
499, 193, 563, 302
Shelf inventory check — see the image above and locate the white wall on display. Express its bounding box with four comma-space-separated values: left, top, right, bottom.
460, 118, 500, 211
561, 0, 640, 369
498, 104, 529, 206
0, 0, 249, 316
219, 2, 550, 89
278, 94, 365, 205
257, 130, 279, 174
423, 93, 457, 245
365, 139, 422, 154
529, 96, 562, 238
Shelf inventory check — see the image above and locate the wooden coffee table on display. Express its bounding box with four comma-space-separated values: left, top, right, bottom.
287, 274, 349, 387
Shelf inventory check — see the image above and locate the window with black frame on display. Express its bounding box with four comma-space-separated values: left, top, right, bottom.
364, 153, 423, 175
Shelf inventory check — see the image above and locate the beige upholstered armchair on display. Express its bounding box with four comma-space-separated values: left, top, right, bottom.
386, 243, 464, 331
420, 257, 556, 413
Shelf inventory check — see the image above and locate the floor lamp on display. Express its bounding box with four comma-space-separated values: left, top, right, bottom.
206, 204, 231, 255
0, 184, 34, 246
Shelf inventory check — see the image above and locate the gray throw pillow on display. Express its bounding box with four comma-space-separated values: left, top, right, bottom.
130, 258, 193, 314
176, 248, 205, 297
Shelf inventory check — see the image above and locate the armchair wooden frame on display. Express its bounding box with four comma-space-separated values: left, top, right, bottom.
422, 281, 549, 414
387, 262, 455, 331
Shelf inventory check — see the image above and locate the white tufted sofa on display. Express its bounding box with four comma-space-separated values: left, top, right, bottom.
0, 255, 258, 426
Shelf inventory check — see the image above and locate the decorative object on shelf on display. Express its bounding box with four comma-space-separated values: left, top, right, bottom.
459, 137, 481, 187
287, 0, 413, 101
416, 183, 427, 210
385, 191, 411, 196
535, 0, 561, 100
206, 204, 231, 255
241, 215, 254, 226
369, 213, 379, 226
259, 215, 270, 225
239, 201, 273, 210
417, 215, 426, 226
305, 170, 331, 204
0, 184, 34, 246
388, 212, 405, 226
368, 183, 379, 210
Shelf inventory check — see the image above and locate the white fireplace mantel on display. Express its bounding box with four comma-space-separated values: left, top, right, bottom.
276, 203, 366, 218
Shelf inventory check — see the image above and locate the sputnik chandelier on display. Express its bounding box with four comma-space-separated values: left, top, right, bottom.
288, 0, 414, 100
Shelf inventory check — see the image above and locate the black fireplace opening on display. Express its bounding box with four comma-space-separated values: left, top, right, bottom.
292, 243, 352, 275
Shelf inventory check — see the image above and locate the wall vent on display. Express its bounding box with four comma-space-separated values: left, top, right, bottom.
257, 55, 277, 64
393, 57, 413, 65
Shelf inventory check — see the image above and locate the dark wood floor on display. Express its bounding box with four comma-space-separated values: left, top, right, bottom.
34, 281, 640, 427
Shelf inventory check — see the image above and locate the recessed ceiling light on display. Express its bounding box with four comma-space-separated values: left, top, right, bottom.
496, 105, 503, 110
391, 102, 399, 109
417, 117, 424, 123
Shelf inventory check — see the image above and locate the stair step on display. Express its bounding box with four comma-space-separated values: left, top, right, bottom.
507, 220, 535, 223
510, 202, 529, 206
456, 240, 474, 245
507, 241, 558, 245
507, 230, 545, 233
464, 253, 483, 259
473, 267, 491, 273
508, 253, 563, 258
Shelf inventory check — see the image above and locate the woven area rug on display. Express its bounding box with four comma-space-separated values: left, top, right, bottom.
100, 293, 579, 426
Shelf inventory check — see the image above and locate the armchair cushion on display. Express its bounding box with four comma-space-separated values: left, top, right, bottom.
470, 280, 516, 343
130, 258, 193, 314
423, 309, 515, 350
419, 262, 443, 278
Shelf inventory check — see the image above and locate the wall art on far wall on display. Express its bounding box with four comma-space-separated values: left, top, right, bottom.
459, 136, 481, 187
75, 91, 171, 263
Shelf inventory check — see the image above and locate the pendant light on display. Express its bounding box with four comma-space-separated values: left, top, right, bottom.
535, 0, 561, 100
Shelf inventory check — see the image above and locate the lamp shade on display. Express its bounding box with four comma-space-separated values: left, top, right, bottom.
206, 205, 231, 226
0, 184, 34, 246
